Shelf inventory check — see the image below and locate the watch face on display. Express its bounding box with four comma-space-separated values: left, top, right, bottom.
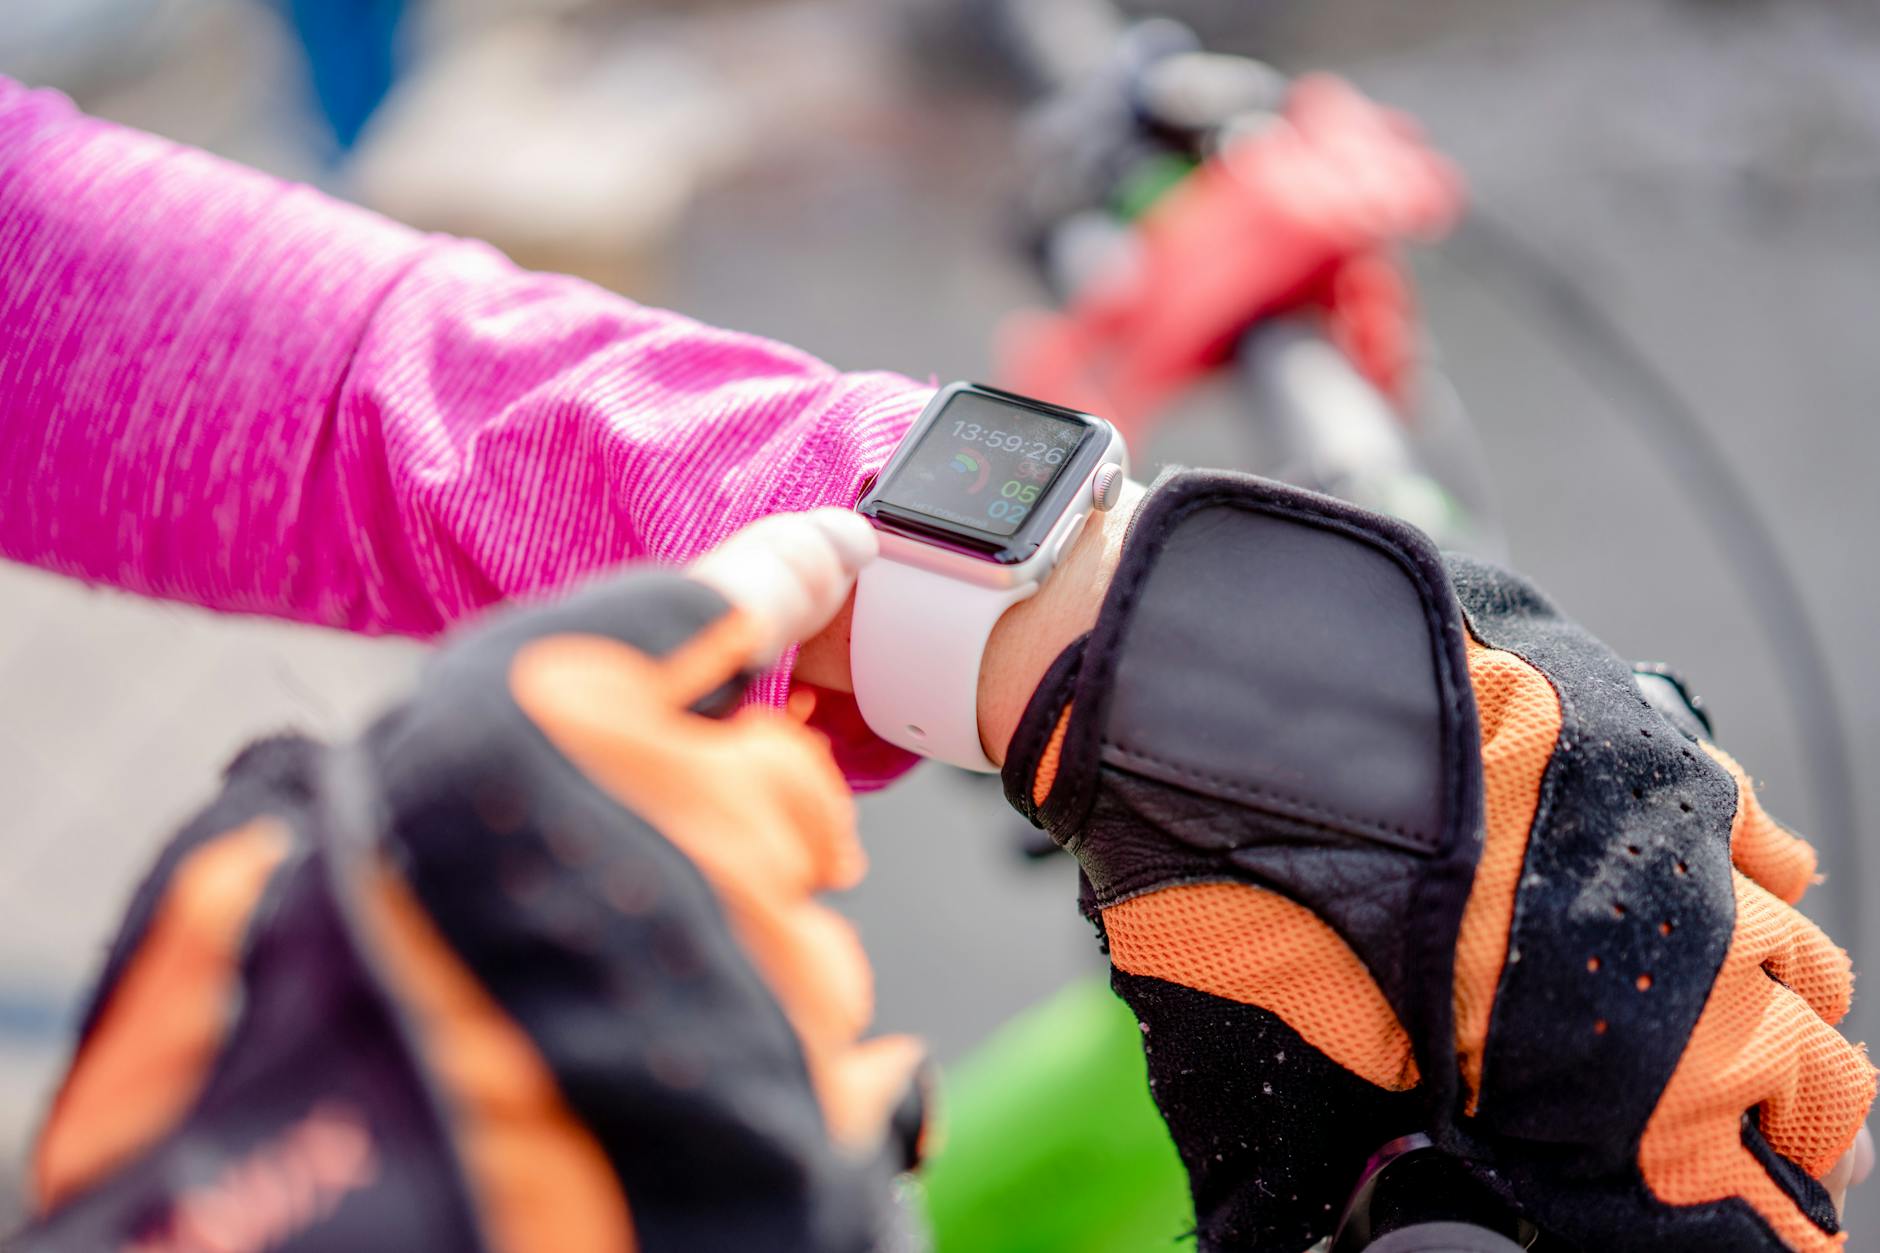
861, 385, 1108, 561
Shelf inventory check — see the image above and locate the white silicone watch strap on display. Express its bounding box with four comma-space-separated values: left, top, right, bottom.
849, 558, 1035, 772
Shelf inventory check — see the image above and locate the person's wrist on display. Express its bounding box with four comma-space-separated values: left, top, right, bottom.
790, 479, 1144, 767
976, 477, 1144, 766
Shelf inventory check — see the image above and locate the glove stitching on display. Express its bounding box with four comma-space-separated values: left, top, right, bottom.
1101, 741, 1433, 849
1458, 617, 1573, 1120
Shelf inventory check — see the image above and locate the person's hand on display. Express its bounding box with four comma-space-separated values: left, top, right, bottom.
997, 469, 1875, 1251
25, 509, 923, 1253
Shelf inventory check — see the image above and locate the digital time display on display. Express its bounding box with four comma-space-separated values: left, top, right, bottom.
882, 392, 1091, 537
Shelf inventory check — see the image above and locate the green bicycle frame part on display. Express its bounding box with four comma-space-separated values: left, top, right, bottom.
917, 977, 1194, 1251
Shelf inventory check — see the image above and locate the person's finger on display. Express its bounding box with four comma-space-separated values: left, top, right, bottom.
1821, 1125, 1873, 1219
688, 509, 878, 667
1758, 993, 1874, 1179
1721, 876, 1873, 1180
1742, 873, 1853, 1028
805, 506, 880, 571
818, 1034, 927, 1155
1704, 743, 1819, 906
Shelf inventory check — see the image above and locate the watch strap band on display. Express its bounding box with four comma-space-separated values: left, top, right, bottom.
849, 558, 1034, 772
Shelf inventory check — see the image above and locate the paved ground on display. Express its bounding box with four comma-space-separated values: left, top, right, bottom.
3, 0, 1878, 1240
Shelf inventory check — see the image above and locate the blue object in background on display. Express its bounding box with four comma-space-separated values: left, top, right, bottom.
284, 0, 408, 151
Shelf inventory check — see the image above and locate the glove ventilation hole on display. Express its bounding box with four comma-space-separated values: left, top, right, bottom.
1635, 974, 1653, 991
1674, 861, 1689, 876
1658, 920, 1675, 936
1586, 956, 1601, 972
1611, 902, 1627, 918
1593, 1019, 1609, 1035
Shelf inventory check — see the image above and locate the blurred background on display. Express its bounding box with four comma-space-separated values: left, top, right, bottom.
3, 0, 1879, 1242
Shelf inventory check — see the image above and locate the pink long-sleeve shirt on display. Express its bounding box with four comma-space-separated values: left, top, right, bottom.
0, 77, 928, 786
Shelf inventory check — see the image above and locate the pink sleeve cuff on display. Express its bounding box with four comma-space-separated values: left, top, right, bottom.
0, 76, 927, 787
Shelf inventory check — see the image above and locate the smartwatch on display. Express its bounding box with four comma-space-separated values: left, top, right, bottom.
851, 382, 1128, 771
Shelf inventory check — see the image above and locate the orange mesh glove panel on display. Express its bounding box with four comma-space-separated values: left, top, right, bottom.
355, 570, 927, 1251
505, 621, 923, 1153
